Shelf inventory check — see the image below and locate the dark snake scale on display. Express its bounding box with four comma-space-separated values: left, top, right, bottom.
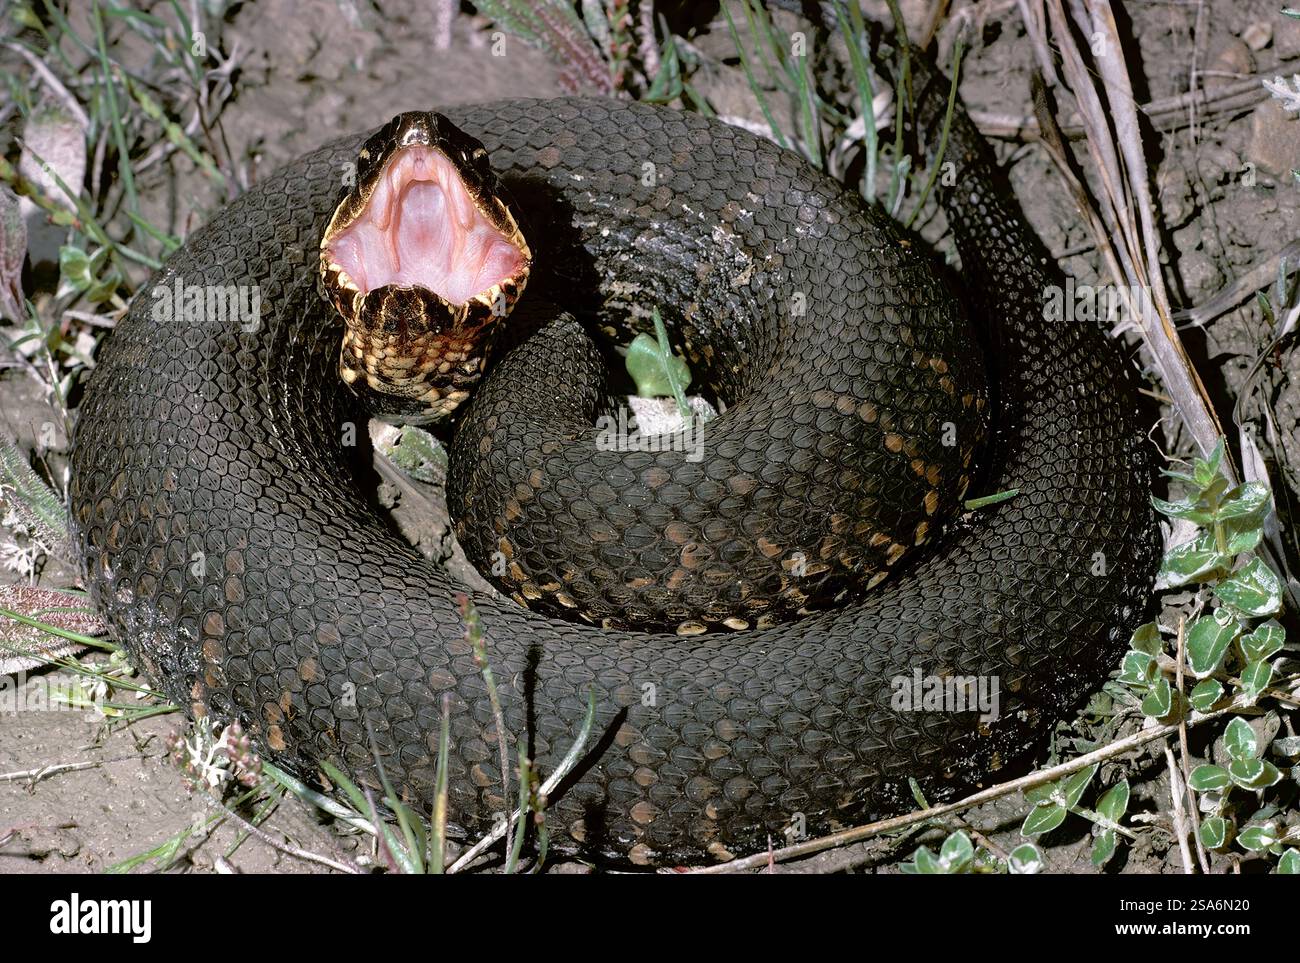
70, 58, 1159, 864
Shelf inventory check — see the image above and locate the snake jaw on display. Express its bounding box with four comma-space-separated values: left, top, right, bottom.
320, 111, 532, 421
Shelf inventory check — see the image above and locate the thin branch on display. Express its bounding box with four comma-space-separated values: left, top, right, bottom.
1165, 744, 1194, 874
197, 788, 362, 874
971, 62, 1295, 140
1174, 616, 1211, 873
0, 760, 101, 783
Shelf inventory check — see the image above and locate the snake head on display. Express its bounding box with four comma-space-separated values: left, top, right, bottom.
320, 111, 532, 421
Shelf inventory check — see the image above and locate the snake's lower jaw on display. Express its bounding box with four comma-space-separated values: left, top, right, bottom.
335, 281, 522, 421
323, 243, 531, 423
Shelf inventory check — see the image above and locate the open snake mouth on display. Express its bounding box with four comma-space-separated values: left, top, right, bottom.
323, 145, 527, 305
320, 111, 533, 421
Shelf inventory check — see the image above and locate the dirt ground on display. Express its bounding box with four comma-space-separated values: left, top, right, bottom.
1, 0, 1297, 873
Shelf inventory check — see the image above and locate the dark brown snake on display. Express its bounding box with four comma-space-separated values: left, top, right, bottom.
69, 57, 1158, 864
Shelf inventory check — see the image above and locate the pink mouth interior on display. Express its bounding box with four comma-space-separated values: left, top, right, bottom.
325, 146, 525, 305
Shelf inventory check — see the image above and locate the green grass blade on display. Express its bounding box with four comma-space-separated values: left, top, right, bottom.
431, 694, 450, 873
883, 0, 913, 213
91, 0, 138, 217
792, 37, 822, 167
722, 2, 789, 150
905, 39, 964, 230
838, 0, 879, 199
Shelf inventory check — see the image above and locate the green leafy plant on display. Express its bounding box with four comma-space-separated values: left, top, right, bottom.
1020, 764, 1133, 868
382, 424, 449, 485
902, 829, 1044, 874
1122, 440, 1282, 721
625, 306, 691, 416
1153, 442, 1273, 590
58, 244, 122, 303
1012, 439, 1295, 872
1110, 439, 1296, 869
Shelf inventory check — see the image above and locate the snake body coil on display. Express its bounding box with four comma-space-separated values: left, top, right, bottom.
70, 65, 1158, 863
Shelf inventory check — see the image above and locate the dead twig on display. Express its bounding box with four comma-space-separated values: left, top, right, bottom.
1040, 0, 1234, 472
971, 62, 1298, 140
1174, 616, 1211, 873
1165, 744, 1194, 874
197, 788, 362, 874
0, 760, 102, 784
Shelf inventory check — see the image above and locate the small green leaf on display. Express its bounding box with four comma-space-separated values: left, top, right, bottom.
1158, 532, 1230, 586
1141, 678, 1172, 719
1224, 717, 1259, 760
59, 244, 90, 285
1199, 815, 1229, 849
1022, 803, 1067, 837
1023, 782, 1056, 805
1193, 440, 1225, 488
1258, 760, 1283, 789
1214, 559, 1283, 618
1096, 779, 1130, 822
1188, 764, 1231, 792
1128, 621, 1162, 656
911, 845, 940, 874
1239, 621, 1285, 663
1238, 660, 1273, 704
1216, 482, 1271, 524
1224, 525, 1263, 555
85, 277, 119, 303
625, 331, 692, 400
1091, 829, 1117, 867
58, 244, 121, 303
1161, 467, 1196, 484
1117, 650, 1157, 687
1186, 613, 1238, 676
1150, 495, 1212, 526
1237, 822, 1278, 852
1189, 678, 1224, 712
383, 425, 448, 484
1229, 758, 1281, 791
1061, 764, 1099, 809
1277, 849, 1300, 874
1227, 757, 1265, 788
938, 830, 974, 873
1007, 843, 1045, 874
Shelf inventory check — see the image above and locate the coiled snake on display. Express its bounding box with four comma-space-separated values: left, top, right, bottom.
69, 55, 1158, 864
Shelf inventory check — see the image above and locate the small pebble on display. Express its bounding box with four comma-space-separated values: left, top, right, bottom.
1241, 22, 1273, 52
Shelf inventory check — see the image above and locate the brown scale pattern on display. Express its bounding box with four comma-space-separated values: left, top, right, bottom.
70, 69, 1158, 863
448, 295, 984, 632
